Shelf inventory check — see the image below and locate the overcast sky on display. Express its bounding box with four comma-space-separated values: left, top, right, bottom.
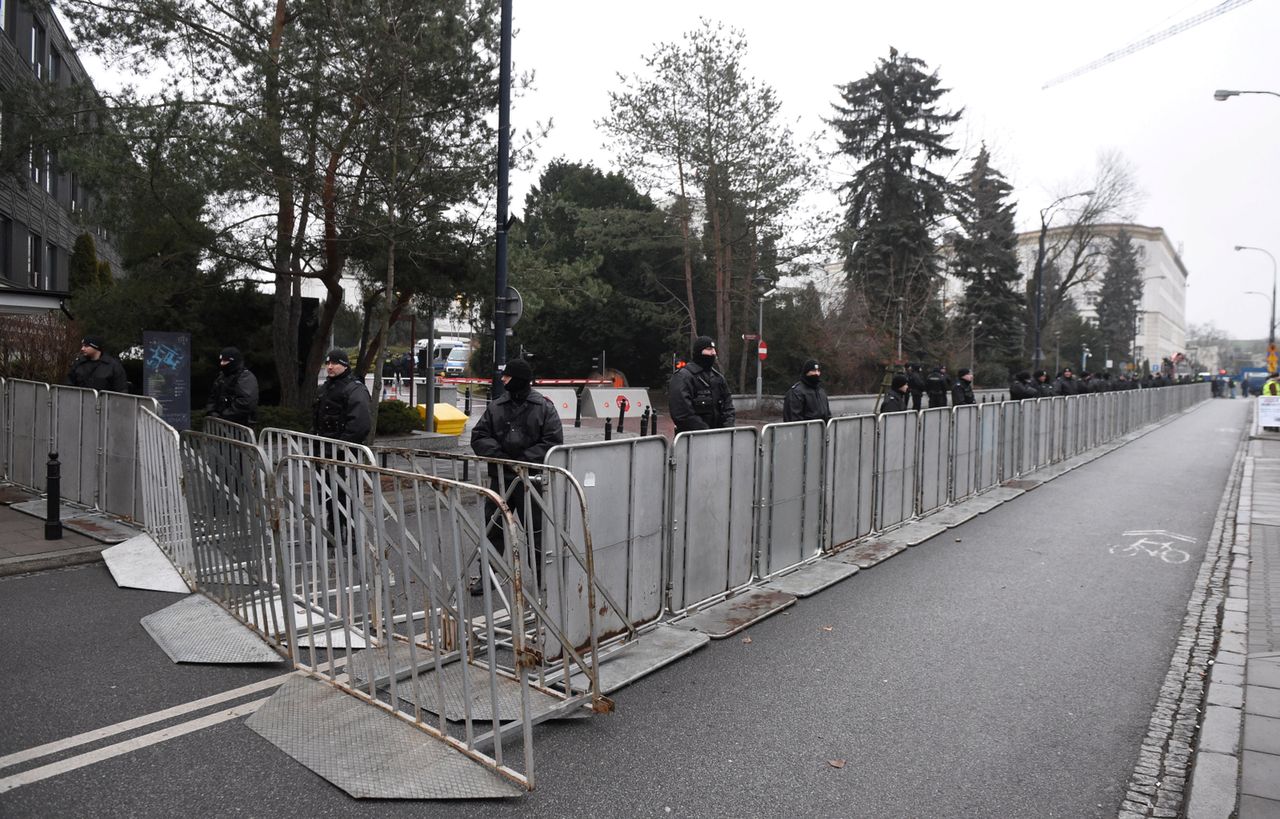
506, 0, 1280, 341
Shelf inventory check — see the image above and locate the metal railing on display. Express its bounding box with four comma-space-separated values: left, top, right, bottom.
138, 408, 194, 581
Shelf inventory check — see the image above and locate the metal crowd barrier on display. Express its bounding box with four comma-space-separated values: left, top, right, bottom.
203, 416, 256, 445
824, 413, 877, 550
51, 385, 99, 508
875, 411, 919, 530
668, 427, 759, 613
100, 390, 158, 523
138, 408, 194, 580
259, 427, 377, 470
757, 420, 825, 579
952, 404, 980, 502
975, 403, 1001, 491
274, 455, 608, 790
4, 379, 50, 491
918, 408, 951, 516
1000, 401, 1021, 480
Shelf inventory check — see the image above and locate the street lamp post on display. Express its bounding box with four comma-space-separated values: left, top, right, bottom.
970, 318, 982, 372
1214, 89, 1280, 102
895, 297, 905, 363
1234, 245, 1277, 349
755, 275, 776, 407
1032, 189, 1094, 372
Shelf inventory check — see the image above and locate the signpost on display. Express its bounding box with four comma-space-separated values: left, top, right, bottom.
143, 331, 192, 430
758, 340, 768, 361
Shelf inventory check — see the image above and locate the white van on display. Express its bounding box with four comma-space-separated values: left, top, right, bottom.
415, 337, 470, 375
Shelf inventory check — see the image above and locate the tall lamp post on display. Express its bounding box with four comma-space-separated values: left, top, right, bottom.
755, 274, 776, 407
970, 318, 982, 372
1214, 89, 1280, 102
1233, 245, 1277, 350
1032, 189, 1094, 372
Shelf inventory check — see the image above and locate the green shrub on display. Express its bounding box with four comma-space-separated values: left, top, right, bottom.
256, 405, 312, 432
377, 399, 423, 435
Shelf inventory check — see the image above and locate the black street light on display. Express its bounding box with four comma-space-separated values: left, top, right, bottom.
1234, 245, 1277, 349
1214, 88, 1280, 101
1032, 189, 1094, 372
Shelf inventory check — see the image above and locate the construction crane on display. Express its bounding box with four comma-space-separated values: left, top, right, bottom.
1042, 0, 1254, 89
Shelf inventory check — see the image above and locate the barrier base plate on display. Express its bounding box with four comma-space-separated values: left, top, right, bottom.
247, 675, 524, 800
762, 559, 859, 597
899, 521, 948, 546
141, 594, 283, 664
102, 533, 191, 593
921, 506, 979, 529
10, 499, 136, 543
681, 589, 796, 638
244, 598, 368, 649
567, 624, 709, 694
958, 494, 1005, 515
348, 644, 569, 723
980, 485, 1028, 505
1000, 479, 1042, 492
836, 540, 908, 568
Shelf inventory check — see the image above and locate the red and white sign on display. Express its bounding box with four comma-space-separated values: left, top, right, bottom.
758, 340, 768, 361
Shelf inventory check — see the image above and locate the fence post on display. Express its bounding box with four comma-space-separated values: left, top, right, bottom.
464, 387, 472, 415
45, 451, 62, 540
640, 407, 650, 436
617, 398, 627, 433
650, 408, 659, 436
604, 418, 612, 441
574, 388, 583, 428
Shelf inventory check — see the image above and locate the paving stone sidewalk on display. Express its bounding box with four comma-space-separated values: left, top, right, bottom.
1184, 433, 1280, 818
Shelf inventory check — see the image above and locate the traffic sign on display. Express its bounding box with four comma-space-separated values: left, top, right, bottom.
758, 340, 768, 361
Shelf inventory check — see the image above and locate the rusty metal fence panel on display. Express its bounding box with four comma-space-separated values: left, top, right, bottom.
824, 413, 876, 551
51, 385, 100, 508
668, 427, 758, 614
757, 420, 825, 579
918, 408, 952, 515
99, 391, 158, 523
545, 437, 668, 637
976, 402, 1001, 491
138, 408, 194, 580
875, 411, 918, 531
952, 404, 980, 501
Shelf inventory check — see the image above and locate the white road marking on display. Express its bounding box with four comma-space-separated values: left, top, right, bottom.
0, 698, 272, 794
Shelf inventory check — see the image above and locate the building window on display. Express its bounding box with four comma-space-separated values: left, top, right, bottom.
48, 47, 61, 84
30, 21, 45, 78
43, 149, 54, 195
46, 241, 57, 289
28, 233, 42, 288
28, 145, 41, 186
0, 217, 10, 280
0, 0, 6, 33
70, 173, 79, 212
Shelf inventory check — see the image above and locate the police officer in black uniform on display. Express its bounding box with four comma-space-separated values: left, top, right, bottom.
924, 366, 950, 408
880, 373, 911, 414
312, 348, 371, 443
1010, 370, 1039, 401
951, 368, 976, 405
67, 335, 129, 393
783, 358, 832, 423
669, 335, 735, 433
206, 347, 259, 424
470, 358, 564, 593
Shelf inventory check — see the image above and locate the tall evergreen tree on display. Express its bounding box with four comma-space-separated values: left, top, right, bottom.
951, 145, 1023, 373
1095, 229, 1144, 368
829, 47, 962, 355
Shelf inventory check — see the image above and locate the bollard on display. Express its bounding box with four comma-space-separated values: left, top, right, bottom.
604, 418, 612, 441
464, 387, 472, 416
650, 408, 660, 436
617, 398, 627, 433
574, 388, 583, 428
640, 406, 650, 436
45, 452, 62, 540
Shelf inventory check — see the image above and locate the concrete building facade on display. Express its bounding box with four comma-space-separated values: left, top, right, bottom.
0, 0, 119, 310
1015, 223, 1188, 370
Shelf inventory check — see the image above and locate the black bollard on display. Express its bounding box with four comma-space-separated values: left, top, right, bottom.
604, 417, 613, 441
650, 408, 660, 436
640, 407, 650, 436
464, 387, 472, 416
574, 388, 583, 428
617, 398, 627, 433
45, 452, 62, 540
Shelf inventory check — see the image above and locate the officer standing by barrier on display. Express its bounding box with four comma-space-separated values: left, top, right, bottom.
907, 363, 926, 411
951, 368, 976, 405
925, 366, 950, 408
783, 358, 831, 422
206, 347, 259, 424
312, 349, 371, 443
470, 358, 563, 594
880, 373, 911, 414
1010, 370, 1038, 401
669, 335, 735, 433
67, 335, 129, 393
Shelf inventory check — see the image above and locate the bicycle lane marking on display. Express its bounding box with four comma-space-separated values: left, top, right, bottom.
1107, 529, 1196, 564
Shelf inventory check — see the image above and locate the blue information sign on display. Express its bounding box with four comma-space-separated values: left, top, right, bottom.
143, 331, 192, 430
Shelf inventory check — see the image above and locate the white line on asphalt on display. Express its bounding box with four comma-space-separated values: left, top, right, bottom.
0, 697, 273, 794
0, 674, 291, 773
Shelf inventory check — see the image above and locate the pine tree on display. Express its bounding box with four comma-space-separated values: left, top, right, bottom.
829, 48, 961, 353
951, 146, 1024, 373
1095, 229, 1144, 368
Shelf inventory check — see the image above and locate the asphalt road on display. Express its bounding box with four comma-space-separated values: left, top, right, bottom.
0, 398, 1249, 818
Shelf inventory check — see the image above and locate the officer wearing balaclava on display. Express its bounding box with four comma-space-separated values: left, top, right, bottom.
783, 358, 831, 422
206, 346, 260, 424
668, 335, 736, 433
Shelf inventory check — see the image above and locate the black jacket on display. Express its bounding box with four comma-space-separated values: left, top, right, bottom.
907, 371, 926, 397
1010, 378, 1039, 401
668, 361, 735, 432
951, 379, 975, 405
783, 379, 831, 423
1055, 376, 1079, 396
207, 364, 259, 424
879, 390, 909, 414
67, 353, 129, 393
312, 370, 372, 443
1035, 379, 1055, 397
471, 387, 563, 463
